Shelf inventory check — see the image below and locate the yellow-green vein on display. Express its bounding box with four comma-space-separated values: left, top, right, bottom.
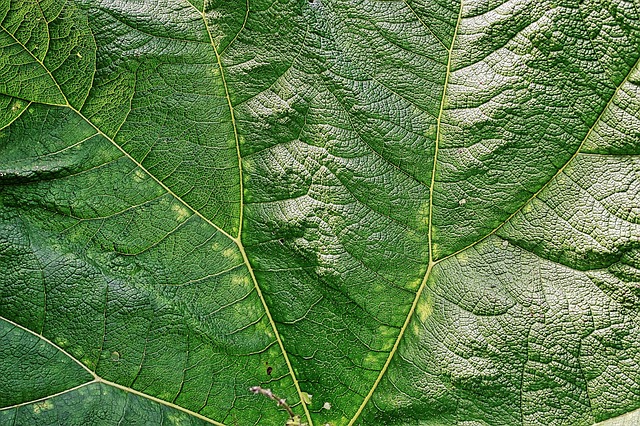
347, 2, 464, 424
436, 53, 640, 265
0, 316, 228, 425
0, 25, 68, 106
199, 9, 314, 426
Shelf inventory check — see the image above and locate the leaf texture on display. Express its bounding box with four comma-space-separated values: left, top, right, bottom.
1, 0, 639, 425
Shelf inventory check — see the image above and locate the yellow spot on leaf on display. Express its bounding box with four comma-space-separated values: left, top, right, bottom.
82, 358, 96, 370
33, 400, 53, 413
412, 321, 422, 336
363, 352, 386, 369
378, 326, 397, 351
254, 318, 274, 338
418, 202, 429, 228
301, 391, 313, 404
431, 243, 440, 259
54, 337, 68, 348
416, 293, 434, 322
167, 414, 188, 425
222, 247, 237, 259
230, 274, 250, 286
424, 124, 436, 139
133, 169, 145, 182
171, 203, 190, 222
407, 278, 422, 291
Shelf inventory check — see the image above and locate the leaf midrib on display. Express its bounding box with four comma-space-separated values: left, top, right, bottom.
345, 0, 464, 423
196, 6, 315, 425
7, 1, 640, 424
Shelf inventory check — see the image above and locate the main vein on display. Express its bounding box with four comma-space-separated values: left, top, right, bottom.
198, 10, 313, 426
200, 12, 245, 241
347, 2, 464, 424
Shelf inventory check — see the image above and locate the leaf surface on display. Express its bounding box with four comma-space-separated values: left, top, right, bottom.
1, 0, 640, 425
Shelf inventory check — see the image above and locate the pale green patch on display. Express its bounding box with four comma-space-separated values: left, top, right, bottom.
171, 203, 190, 222
32, 400, 54, 414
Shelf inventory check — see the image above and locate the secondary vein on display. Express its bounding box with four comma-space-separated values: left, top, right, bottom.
0, 24, 68, 107
436, 53, 640, 265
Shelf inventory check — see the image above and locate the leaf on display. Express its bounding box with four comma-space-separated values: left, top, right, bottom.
1, 0, 639, 425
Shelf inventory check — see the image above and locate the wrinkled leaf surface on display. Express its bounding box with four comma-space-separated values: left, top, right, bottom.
1, 0, 640, 425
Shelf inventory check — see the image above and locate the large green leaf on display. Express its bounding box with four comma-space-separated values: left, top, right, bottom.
1, 0, 639, 425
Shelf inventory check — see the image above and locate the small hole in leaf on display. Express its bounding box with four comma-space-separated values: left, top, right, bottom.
267, 366, 273, 375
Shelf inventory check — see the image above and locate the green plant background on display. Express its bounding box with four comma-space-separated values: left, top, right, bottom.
1, 0, 639, 425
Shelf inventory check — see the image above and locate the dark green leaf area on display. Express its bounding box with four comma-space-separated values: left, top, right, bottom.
0, 319, 93, 408
0, 105, 296, 424
0, 0, 95, 107
1, 0, 640, 425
